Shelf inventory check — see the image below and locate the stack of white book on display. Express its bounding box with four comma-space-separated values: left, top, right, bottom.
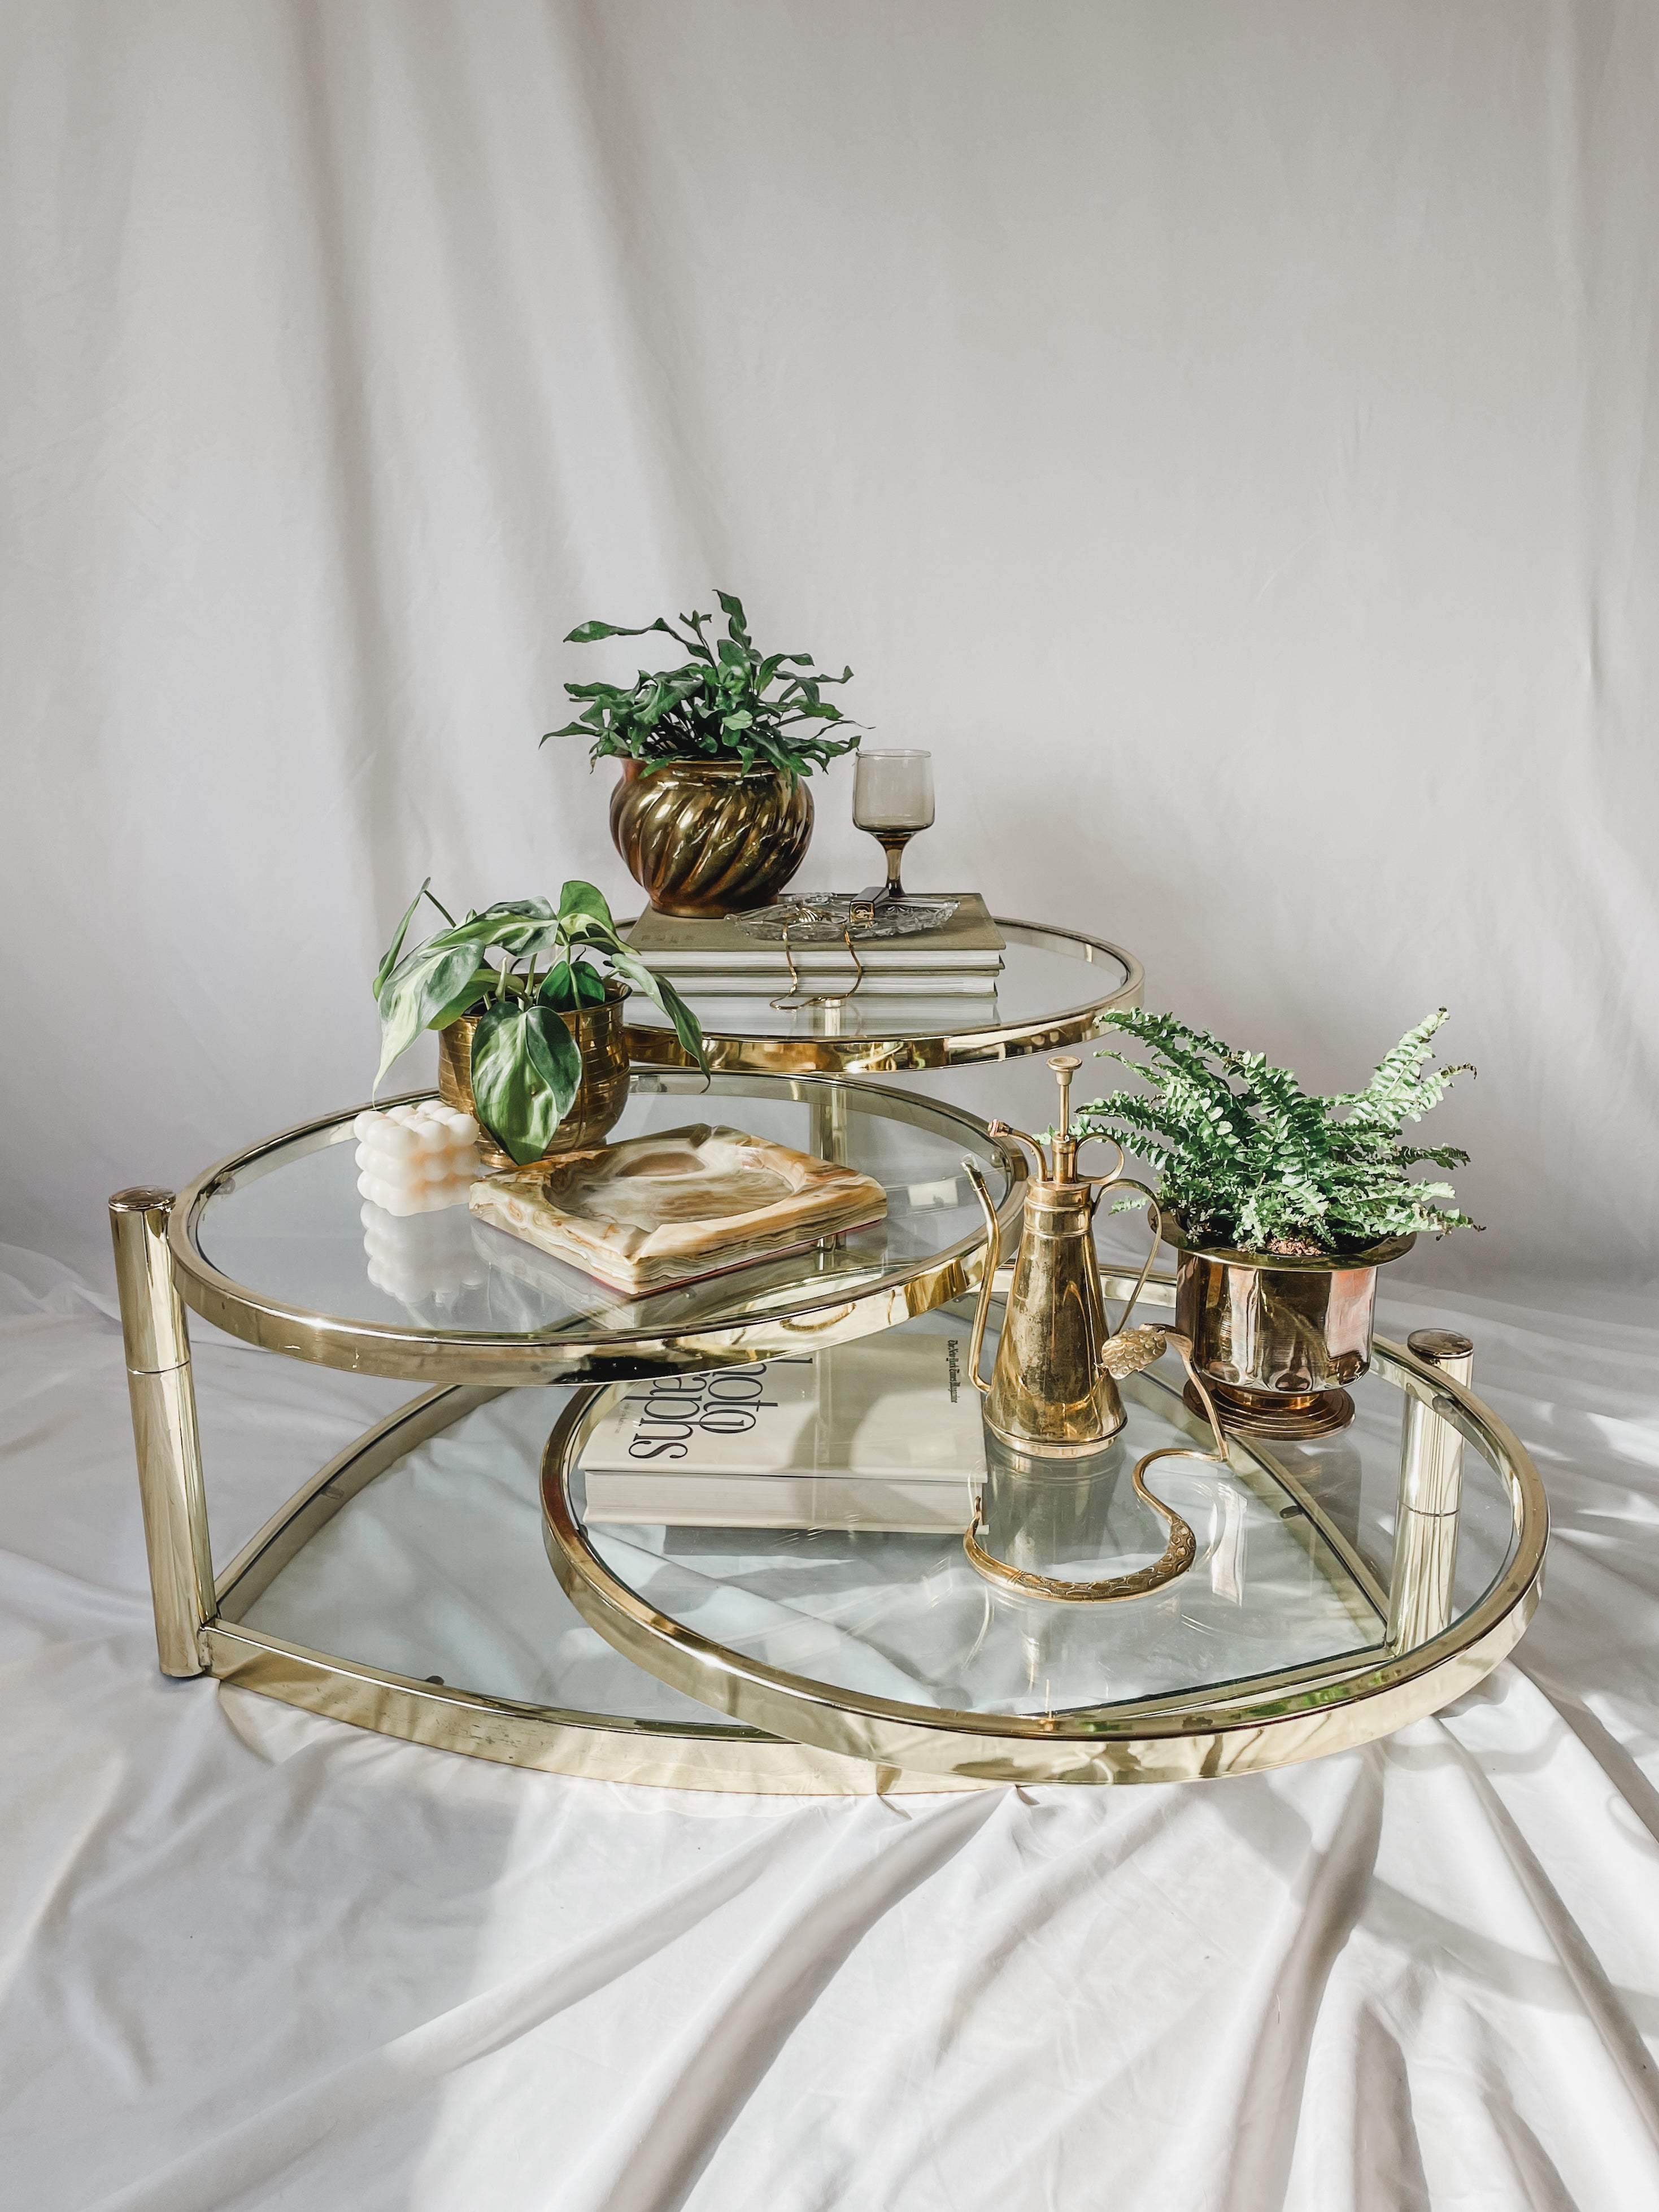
625, 894, 1005, 999
580, 1332, 983, 1532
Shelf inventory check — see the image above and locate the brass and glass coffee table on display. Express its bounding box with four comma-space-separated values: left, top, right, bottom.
110, 1069, 1545, 1795
622, 917, 1142, 1073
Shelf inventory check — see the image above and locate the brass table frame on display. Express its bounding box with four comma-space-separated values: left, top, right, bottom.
108, 1071, 1030, 1796
622, 918, 1144, 1074
539, 1290, 1549, 1788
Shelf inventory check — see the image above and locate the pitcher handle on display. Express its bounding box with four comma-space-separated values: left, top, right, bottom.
1086, 1168, 1164, 1338
961, 1156, 1002, 1400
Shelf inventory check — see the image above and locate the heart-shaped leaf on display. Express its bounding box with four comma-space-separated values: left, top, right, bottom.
375, 941, 487, 1091
538, 959, 607, 1013
557, 880, 616, 933
469, 1002, 584, 1164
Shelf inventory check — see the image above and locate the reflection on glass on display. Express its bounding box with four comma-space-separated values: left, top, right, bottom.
574, 1344, 1392, 1718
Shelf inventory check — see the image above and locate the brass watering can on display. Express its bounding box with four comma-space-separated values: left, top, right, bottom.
960, 1057, 1229, 1603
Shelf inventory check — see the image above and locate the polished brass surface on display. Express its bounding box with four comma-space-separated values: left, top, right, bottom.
623, 919, 1145, 1075
1387, 1329, 1476, 1648
1165, 1217, 1416, 1437
961, 1059, 1164, 1459
611, 759, 813, 918
167, 1073, 1027, 1385
110, 1190, 215, 1676
437, 980, 632, 1166
1183, 1378, 1356, 1439
541, 1333, 1549, 1786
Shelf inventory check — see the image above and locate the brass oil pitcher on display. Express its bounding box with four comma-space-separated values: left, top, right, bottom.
960, 1057, 1229, 1604
961, 1056, 1166, 1457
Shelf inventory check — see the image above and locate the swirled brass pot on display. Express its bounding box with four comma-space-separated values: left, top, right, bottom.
437, 980, 631, 1168
610, 760, 813, 917
1161, 1211, 1416, 1438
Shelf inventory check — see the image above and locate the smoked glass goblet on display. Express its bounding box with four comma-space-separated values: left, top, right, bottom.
852, 750, 935, 902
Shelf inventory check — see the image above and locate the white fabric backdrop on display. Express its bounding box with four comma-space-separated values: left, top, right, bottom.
3, 0, 1657, 1284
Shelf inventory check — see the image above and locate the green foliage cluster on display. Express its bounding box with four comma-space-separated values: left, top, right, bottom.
543, 590, 860, 780
1074, 1007, 1479, 1256
372, 879, 707, 1165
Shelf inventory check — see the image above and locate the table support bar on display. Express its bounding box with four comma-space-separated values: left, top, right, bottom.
110, 1189, 214, 1675
1387, 1328, 1475, 1651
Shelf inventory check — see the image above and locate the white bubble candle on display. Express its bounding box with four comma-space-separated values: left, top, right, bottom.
354, 1105, 481, 1216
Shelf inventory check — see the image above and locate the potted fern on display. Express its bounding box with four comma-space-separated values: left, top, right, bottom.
543, 590, 860, 917
1075, 1008, 1478, 1437
372, 879, 707, 1167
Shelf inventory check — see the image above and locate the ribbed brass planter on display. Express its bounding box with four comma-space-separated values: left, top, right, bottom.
610, 759, 813, 918
1159, 1211, 1416, 1438
437, 981, 631, 1169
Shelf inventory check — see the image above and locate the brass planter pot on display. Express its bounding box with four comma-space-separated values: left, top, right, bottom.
1160, 1212, 1416, 1438
437, 981, 631, 1169
609, 759, 813, 918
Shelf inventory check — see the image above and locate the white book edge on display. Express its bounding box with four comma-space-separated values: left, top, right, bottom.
584, 1472, 976, 1532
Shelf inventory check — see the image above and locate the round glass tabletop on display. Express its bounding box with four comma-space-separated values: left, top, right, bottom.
170, 1071, 1026, 1384
541, 1296, 1547, 1785
623, 918, 1142, 1073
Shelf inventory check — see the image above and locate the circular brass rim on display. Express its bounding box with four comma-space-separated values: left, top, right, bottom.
167, 1071, 1027, 1384
621, 918, 1144, 1074
541, 1338, 1548, 1785
1157, 1212, 1418, 1272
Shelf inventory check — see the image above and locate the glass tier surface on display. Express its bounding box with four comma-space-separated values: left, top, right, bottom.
224, 1387, 738, 1730
545, 1306, 1534, 1768
622, 919, 1138, 1071
178, 1072, 1020, 1371
210, 1294, 1539, 1791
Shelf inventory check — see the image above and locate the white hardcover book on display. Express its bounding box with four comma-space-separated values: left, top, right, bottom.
659, 975, 1001, 1000
638, 949, 1005, 976
581, 1333, 983, 1531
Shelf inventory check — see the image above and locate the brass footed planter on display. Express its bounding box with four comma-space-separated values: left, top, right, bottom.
437, 980, 631, 1169
611, 759, 813, 918
1159, 1211, 1416, 1438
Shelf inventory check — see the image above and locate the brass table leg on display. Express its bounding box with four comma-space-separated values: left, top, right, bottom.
807, 1015, 851, 1166
109, 1189, 214, 1675
1387, 1329, 1474, 1651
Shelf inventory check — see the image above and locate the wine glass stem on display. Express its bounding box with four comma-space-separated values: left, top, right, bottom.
877, 834, 912, 898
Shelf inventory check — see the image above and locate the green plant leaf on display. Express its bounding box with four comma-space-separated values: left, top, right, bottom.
469, 1002, 582, 1165
537, 959, 607, 1012
556, 879, 616, 933
564, 618, 677, 645
521, 1005, 584, 1114
374, 942, 486, 1092
608, 951, 709, 1071
374, 879, 431, 1003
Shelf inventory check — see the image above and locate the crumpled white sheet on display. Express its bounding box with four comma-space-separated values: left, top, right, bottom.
3, 1239, 1658, 2211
